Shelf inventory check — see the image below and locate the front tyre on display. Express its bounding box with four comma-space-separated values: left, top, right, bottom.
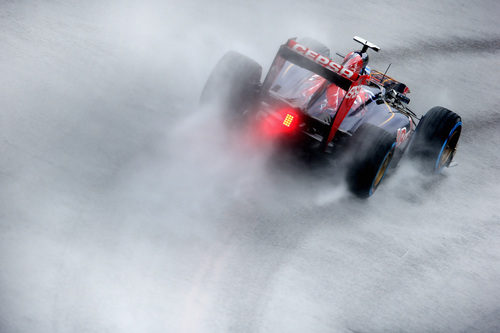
346, 123, 397, 198
409, 106, 462, 173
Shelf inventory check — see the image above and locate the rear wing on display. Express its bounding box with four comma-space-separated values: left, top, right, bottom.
262, 39, 370, 147
263, 39, 359, 92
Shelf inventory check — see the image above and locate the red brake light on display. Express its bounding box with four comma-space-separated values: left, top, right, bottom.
282, 113, 294, 127
257, 107, 300, 138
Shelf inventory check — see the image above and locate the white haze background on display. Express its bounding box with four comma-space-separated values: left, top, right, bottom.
1, 0, 500, 332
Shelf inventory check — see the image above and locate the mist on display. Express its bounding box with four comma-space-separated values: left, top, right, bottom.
1, 0, 500, 332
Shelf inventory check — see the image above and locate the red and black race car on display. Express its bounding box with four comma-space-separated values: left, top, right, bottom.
200, 36, 462, 198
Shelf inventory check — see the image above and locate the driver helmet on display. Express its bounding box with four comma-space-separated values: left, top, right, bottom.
342, 51, 368, 74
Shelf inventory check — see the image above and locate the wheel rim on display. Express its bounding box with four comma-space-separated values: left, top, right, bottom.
370, 143, 395, 195
373, 151, 392, 188
437, 131, 458, 168
435, 122, 462, 172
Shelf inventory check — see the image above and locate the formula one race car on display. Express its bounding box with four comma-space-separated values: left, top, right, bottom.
200, 36, 462, 198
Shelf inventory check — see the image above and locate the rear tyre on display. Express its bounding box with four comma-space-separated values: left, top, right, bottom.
409, 106, 462, 173
346, 123, 397, 198
200, 51, 262, 124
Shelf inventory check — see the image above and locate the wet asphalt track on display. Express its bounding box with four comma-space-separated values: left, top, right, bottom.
1, 1, 500, 332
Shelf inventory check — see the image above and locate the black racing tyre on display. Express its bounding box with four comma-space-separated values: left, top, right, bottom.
346, 123, 397, 198
409, 106, 462, 173
200, 51, 262, 123
296, 37, 331, 58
